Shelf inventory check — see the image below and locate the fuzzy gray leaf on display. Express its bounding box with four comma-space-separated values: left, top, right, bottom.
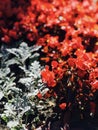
0, 91, 4, 100
5, 59, 20, 66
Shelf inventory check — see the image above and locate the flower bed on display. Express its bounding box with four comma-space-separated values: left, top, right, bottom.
0, 0, 98, 130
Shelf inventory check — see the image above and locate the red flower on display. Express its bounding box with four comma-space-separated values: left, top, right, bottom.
41, 65, 56, 87
59, 103, 67, 110
44, 91, 51, 98
51, 61, 58, 69
91, 80, 98, 90
75, 58, 89, 70
1, 35, 10, 43
47, 36, 59, 48
37, 92, 42, 99
60, 42, 70, 56
8, 30, 17, 39
68, 58, 75, 67
89, 68, 98, 80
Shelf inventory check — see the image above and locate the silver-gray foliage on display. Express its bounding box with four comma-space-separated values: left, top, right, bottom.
0, 42, 54, 130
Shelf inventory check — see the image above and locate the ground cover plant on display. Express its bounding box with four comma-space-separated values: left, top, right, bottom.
0, 0, 98, 130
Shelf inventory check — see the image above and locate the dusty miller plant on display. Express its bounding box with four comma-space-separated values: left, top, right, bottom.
0, 42, 55, 130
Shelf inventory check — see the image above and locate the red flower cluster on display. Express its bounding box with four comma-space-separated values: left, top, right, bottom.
0, 0, 98, 115
41, 65, 56, 87
0, 0, 30, 43
0, 0, 98, 44
36, 0, 98, 112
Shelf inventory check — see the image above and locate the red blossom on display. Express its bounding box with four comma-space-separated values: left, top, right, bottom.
8, 30, 17, 39
75, 50, 95, 70
41, 65, 56, 87
0, 0, 98, 118
37, 92, 42, 99
1, 35, 10, 43
59, 103, 67, 110
91, 80, 98, 90
47, 36, 59, 48
89, 68, 98, 80
68, 58, 75, 67
51, 61, 58, 69
75, 58, 89, 70
60, 42, 71, 56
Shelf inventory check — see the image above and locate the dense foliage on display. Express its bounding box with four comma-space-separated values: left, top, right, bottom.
0, 0, 98, 130
0, 42, 55, 130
